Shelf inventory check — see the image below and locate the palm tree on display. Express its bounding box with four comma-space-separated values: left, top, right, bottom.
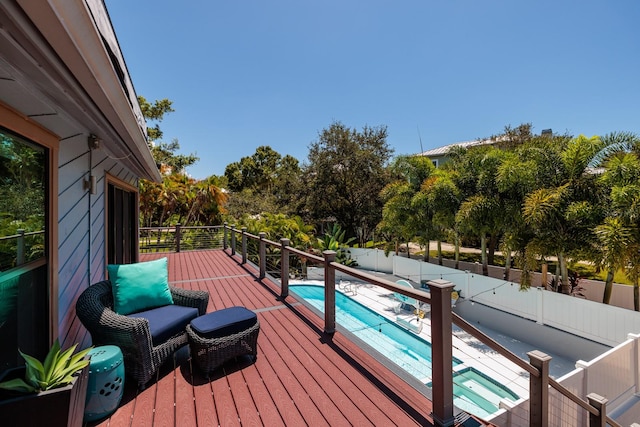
600, 151, 640, 309
456, 194, 500, 276
421, 169, 461, 266
593, 218, 631, 304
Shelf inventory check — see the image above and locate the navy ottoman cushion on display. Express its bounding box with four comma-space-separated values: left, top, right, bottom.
191, 306, 257, 339
129, 304, 199, 346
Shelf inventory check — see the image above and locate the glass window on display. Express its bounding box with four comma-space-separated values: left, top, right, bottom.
0, 128, 49, 372
0, 129, 46, 271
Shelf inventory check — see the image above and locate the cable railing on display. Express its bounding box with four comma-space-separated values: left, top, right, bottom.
225, 224, 623, 427
0, 229, 45, 272
140, 225, 224, 253
139, 223, 623, 426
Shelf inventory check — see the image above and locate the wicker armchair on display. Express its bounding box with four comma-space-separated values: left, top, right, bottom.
76, 281, 209, 388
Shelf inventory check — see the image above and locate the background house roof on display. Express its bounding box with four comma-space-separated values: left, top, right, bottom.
419, 138, 498, 158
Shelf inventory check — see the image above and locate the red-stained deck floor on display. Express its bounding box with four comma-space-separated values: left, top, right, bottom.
90, 250, 486, 427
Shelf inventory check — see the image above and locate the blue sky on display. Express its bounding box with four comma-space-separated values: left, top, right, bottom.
106, 0, 640, 180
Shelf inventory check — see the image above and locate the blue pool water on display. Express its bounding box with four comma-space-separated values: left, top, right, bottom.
290, 284, 461, 381
428, 367, 519, 419
291, 284, 519, 419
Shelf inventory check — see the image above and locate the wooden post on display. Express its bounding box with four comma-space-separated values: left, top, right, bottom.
280, 238, 290, 298
323, 251, 336, 334
175, 223, 181, 253
428, 279, 455, 427
541, 263, 548, 288
230, 225, 236, 256
241, 227, 247, 264
223, 222, 228, 250
587, 393, 607, 427
259, 232, 266, 279
528, 350, 551, 427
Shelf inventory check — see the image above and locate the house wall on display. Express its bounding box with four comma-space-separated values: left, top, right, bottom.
57, 135, 138, 350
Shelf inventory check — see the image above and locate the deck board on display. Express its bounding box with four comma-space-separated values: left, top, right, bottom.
89, 249, 493, 427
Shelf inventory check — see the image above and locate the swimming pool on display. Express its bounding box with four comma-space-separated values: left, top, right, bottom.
290, 284, 519, 419
290, 284, 460, 381
428, 367, 519, 419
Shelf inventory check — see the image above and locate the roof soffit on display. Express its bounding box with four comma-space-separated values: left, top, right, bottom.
12, 0, 161, 181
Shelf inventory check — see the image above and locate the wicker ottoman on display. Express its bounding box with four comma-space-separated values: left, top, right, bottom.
186, 306, 260, 375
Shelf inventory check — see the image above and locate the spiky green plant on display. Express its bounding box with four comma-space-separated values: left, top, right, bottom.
0, 340, 92, 393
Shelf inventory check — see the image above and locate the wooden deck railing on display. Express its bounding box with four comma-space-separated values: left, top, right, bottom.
139, 223, 621, 427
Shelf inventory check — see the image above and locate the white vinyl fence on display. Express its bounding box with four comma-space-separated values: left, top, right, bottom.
351, 248, 640, 347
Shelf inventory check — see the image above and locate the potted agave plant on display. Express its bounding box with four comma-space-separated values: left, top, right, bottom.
0, 340, 92, 427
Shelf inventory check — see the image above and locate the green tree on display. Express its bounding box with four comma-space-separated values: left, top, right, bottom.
224, 146, 302, 215
303, 121, 393, 244
421, 169, 462, 266
523, 135, 606, 293
598, 144, 640, 309
138, 96, 174, 141
378, 155, 434, 257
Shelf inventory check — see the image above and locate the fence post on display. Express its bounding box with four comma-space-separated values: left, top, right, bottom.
175, 223, 182, 253
241, 227, 247, 264
16, 229, 25, 265
323, 251, 336, 334
630, 333, 640, 398
428, 279, 455, 427
259, 232, 266, 279
280, 238, 290, 298
587, 393, 607, 427
223, 222, 228, 250
230, 224, 236, 256
528, 350, 551, 427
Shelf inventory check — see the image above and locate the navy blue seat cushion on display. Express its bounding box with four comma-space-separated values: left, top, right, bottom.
128, 304, 199, 346
191, 306, 257, 340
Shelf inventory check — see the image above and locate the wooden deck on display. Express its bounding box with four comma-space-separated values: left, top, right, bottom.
90, 250, 485, 426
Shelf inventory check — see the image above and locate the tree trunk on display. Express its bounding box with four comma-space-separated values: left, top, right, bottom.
503, 248, 511, 281
437, 240, 443, 265
406, 242, 410, 258
558, 253, 570, 294
635, 279, 639, 312
423, 241, 430, 262
454, 234, 460, 270
602, 270, 614, 304
487, 234, 498, 265
481, 234, 488, 276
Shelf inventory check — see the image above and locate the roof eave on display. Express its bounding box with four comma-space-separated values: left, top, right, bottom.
16, 0, 162, 182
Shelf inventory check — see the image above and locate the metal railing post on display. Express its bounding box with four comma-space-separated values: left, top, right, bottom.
175, 223, 182, 253
428, 279, 455, 427
230, 224, 236, 256
259, 232, 266, 279
223, 222, 228, 250
241, 227, 247, 264
323, 251, 336, 334
16, 229, 25, 265
587, 393, 607, 427
280, 238, 290, 298
528, 350, 551, 427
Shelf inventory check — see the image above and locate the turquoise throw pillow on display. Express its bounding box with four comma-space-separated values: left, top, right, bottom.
107, 257, 173, 315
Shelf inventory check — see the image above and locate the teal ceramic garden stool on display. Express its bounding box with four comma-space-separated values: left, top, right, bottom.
84, 345, 124, 422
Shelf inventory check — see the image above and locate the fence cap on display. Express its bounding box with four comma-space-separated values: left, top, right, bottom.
426, 279, 454, 289
527, 350, 552, 361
